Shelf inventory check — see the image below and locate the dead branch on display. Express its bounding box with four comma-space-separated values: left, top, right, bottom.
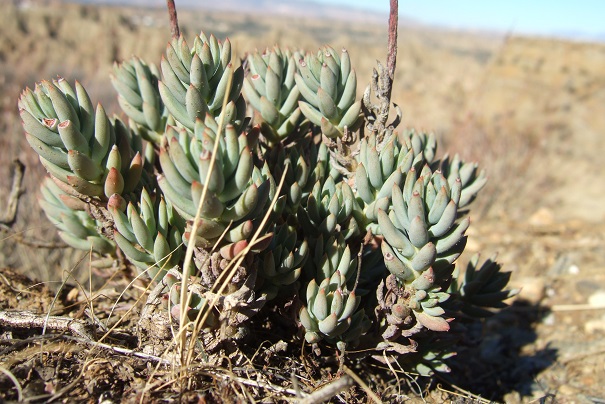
0, 310, 95, 341
63, 335, 171, 365
166, 0, 180, 40
386, 0, 399, 100
362, 0, 400, 141
0, 160, 25, 227
298, 375, 354, 403
0, 311, 171, 365
209, 370, 302, 398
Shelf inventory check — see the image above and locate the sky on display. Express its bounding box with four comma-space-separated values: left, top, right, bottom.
306, 0, 605, 40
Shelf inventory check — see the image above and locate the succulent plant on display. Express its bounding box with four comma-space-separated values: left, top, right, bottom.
157, 117, 272, 254
372, 158, 486, 342
275, 132, 340, 192
295, 46, 362, 138
300, 272, 369, 344
159, 33, 246, 132
244, 46, 303, 144
111, 56, 167, 144
39, 177, 115, 255
18, 10, 517, 382
299, 234, 371, 344
437, 153, 487, 210
257, 223, 308, 300
354, 129, 437, 232
19, 79, 146, 200
161, 269, 215, 324
297, 175, 362, 240
110, 187, 185, 280
378, 164, 474, 277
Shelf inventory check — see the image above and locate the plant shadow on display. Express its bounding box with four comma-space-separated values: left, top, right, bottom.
442, 299, 557, 401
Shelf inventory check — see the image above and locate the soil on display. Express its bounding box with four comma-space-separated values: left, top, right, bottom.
1, 214, 605, 403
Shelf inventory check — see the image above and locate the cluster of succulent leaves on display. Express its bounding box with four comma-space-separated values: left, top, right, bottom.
19, 29, 517, 376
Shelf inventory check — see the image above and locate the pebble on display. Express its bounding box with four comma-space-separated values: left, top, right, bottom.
542, 312, 555, 326
584, 314, 605, 334
529, 207, 555, 226
588, 291, 605, 307
546, 287, 557, 298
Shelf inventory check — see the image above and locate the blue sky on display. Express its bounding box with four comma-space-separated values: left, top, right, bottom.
307, 0, 605, 40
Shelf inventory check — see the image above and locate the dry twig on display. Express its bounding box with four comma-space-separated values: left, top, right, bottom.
63, 335, 171, 365
166, 0, 180, 39
209, 370, 301, 398
362, 0, 400, 138
0, 310, 95, 341
386, 0, 399, 101
298, 375, 354, 404
0, 160, 25, 227
0, 366, 23, 401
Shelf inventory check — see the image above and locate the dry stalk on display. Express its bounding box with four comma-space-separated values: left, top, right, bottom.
176, 68, 234, 369
363, 0, 399, 139
0, 365, 23, 401
0, 310, 96, 340
166, 0, 180, 40
64, 335, 170, 364
186, 172, 287, 364
298, 375, 354, 404
551, 303, 605, 311
436, 382, 491, 403
0, 159, 25, 227
386, 0, 399, 102
209, 371, 301, 397
343, 366, 384, 403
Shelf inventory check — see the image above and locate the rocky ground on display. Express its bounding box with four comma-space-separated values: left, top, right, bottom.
1, 215, 604, 403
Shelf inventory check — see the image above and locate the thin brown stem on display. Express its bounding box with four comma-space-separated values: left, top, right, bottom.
386, 0, 399, 100
166, 0, 180, 40
361, 0, 400, 139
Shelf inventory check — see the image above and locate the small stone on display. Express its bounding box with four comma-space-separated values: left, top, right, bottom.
588, 291, 605, 307
542, 312, 555, 326
529, 207, 555, 226
568, 265, 580, 274
546, 287, 557, 297
584, 315, 605, 334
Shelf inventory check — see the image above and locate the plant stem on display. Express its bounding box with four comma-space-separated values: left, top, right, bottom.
362, 0, 399, 139
166, 0, 180, 39
386, 0, 399, 101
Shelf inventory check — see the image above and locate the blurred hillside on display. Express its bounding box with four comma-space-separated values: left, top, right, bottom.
1, 1, 604, 282
74, 0, 389, 23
